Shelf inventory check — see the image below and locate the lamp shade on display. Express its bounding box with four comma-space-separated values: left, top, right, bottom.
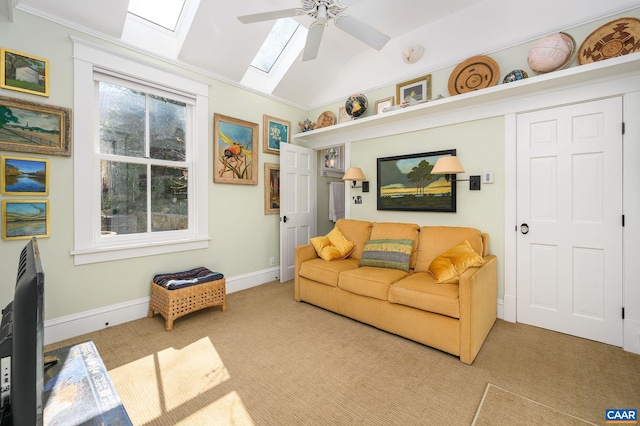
431, 156, 465, 174
342, 167, 366, 181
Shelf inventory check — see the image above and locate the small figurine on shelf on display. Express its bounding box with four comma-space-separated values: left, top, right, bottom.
299, 118, 316, 132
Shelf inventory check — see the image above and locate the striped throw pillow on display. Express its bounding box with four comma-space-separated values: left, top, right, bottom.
359, 239, 414, 272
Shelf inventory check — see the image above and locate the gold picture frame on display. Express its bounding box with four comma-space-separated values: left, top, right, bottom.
262, 115, 290, 155
1, 155, 49, 195
213, 113, 258, 185
374, 96, 394, 114
2, 199, 50, 240
264, 163, 280, 215
0, 95, 72, 156
0, 48, 50, 97
396, 74, 432, 104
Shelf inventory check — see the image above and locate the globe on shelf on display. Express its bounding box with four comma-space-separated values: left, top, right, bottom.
503, 69, 529, 84
527, 32, 575, 73
345, 94, 368, 118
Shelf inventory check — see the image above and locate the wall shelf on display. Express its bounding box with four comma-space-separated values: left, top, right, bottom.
292, 53, 640, 149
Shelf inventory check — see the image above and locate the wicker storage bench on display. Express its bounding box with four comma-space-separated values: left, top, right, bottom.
148, 267, 226, 331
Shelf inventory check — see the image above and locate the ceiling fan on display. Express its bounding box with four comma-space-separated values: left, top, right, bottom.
238, 0, 390, 61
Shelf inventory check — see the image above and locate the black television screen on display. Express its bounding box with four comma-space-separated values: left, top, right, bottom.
2, 237, 45, 426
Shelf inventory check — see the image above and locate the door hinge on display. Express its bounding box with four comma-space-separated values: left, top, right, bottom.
622, 122, 625, 135
622, 307, 625, 320
622, 215, 625, 227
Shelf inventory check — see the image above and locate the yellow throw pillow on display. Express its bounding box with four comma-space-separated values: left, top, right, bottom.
309, 227, 354, 261
428, 240, 484, 284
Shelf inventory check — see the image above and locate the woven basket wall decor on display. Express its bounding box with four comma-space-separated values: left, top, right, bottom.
448, 55, 500, 96
578, 17, 640, 65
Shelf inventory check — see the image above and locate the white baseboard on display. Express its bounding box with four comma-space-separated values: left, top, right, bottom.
44, 266, 280, 345
624, 317, 640, 355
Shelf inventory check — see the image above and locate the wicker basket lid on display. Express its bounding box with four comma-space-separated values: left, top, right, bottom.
316, 111, 336, 128
578, 17, 640, 65
448, 55, 500, 96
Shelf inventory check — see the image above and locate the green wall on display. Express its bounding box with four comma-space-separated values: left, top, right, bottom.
0, 10, 307, 319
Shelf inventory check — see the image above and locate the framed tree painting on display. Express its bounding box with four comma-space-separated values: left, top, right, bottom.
0, 95, 72, 156
263, 115, 290, 155
213, 113, 258, 185
264, 163, 280, 215
0, 48, 49, 97
377, 149, 457, 212
2, 200, 50, 240
1, 155, 49, 195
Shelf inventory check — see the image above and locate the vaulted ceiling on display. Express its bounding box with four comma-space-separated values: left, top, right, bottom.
4, 0, 639, 109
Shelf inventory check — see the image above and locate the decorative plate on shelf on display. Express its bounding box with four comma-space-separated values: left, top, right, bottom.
578, 17, 640, 65
316, 111, 336, 128
448, 55, 500, 96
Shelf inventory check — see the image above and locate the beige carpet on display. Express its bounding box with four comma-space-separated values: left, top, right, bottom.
46, 280, 640, 425
472, 384, 597, 426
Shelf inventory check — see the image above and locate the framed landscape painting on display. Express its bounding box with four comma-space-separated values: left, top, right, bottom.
0, 95, 72, 156
2, 200, 50, 240
396, 74, 432, 104
1, 155, 49, 195
0, 48, 49, 97
377, 149, 457, 212
264, 163, 280, 215
263, 115, 290, 155
213, 113, 258, 185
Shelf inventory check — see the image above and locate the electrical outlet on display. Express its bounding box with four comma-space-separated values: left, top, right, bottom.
269, 257, 275, 266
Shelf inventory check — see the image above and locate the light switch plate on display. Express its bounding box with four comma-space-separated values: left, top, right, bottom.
482, 171, 494, 184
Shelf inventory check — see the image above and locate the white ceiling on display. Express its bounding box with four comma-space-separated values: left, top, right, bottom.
7, 0, 640, 109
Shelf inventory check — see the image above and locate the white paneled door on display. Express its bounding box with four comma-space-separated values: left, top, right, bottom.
279, 143, 317, 282
516, 97, 623, 346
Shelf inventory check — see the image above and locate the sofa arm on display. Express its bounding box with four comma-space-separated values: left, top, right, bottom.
458, 255, 497, 364
294, 244, 318, 301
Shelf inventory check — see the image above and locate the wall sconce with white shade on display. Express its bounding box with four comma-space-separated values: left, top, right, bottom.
342, 167, 369, 192
431, 156, 481, 190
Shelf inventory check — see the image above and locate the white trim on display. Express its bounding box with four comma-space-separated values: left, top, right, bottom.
623, 318, 640, 355
44, 267, 280, 345
503, 113, 517, 323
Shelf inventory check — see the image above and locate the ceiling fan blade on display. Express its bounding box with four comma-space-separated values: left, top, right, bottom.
238, 8, 300, 24
334, 14, 390, 50
302, 22, 325, 62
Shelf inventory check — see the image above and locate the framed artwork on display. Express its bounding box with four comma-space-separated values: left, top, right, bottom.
396, 74, 432, 104
2, 200, 50, 240
377, 149, 457, 212
0, 95, 72, 156
0, 48, 50, 97
263, 115, 290, 155
264, 163, 280, 215
375, 96, 394, 114
213, 113, 258, 185
338, 107, 353, 123
1, 155, 49, 195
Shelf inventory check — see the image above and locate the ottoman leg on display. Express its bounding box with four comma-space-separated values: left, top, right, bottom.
148, 309, 155, 318
165, 318, 174, 331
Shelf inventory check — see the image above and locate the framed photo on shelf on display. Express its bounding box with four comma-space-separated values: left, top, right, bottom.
0, 95, 72, 156
213, 113, 258, 185
338, 107, 353, 123
264, 163, 280, 215
0, 48, 50, 97
374, 96, 394, 114
263, 115, 290, 155
377, 149, 457, 212
2, 199, 50, 240
1, 155, 49, 195
396, 74, 432, 104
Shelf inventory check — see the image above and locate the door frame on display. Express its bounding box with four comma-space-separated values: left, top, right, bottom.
503, 80, 640, 354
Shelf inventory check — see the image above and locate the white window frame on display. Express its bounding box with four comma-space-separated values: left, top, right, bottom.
71, 37, 209, 265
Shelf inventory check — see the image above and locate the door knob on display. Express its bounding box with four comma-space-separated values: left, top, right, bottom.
520, 223, 529, 234
282, 216, 288, 223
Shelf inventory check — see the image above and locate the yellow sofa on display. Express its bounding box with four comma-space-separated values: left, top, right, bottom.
294, 219, 497, 364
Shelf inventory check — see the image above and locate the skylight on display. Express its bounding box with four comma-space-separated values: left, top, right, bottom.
128, 0, 187, 32
251, 18, 300, 74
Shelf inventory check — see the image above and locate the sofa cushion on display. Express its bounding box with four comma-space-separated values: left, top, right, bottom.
299, 258, 360, 287
388, 272, 460, 318
414, 226, 484, 272
338, 267, 408, 300
428, 240, 485, 284
370, 222, 420, 268
309, 227, 354, 261
335, 219, 372, 259
359, 239, 414, 272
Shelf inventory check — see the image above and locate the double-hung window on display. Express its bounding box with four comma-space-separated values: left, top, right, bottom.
72, 38, 209, 264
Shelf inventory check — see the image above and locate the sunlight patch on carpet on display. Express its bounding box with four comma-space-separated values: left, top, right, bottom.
472, 384, 597, 426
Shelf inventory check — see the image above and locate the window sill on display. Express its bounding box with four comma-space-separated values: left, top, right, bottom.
70, 237, 210, 265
